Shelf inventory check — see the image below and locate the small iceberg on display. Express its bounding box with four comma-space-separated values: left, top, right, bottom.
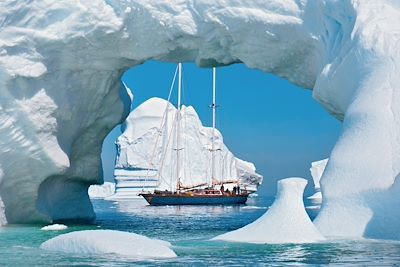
88, 182, 115, 199
40, 230, 177, 259
213, 178, 325, 244
307, 192, 322, 200
307, 159, 328, 203
41, 224, 68, 231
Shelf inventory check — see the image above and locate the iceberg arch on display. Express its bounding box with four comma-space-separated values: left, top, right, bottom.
0, 0, 399, 241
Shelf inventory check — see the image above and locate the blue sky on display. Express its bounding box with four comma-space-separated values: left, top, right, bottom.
102, 61, 341, 196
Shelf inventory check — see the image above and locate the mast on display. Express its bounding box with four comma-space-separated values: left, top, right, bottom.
176, 63, 182, 192
211, 67, 216, 187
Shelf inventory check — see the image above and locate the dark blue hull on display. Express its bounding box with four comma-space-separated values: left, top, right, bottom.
140, 193, 248, 206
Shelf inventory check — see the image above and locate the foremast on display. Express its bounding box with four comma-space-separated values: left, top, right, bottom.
176, 63, 182, 193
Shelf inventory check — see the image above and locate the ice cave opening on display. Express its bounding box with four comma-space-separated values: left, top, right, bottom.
99, 61, 340, 199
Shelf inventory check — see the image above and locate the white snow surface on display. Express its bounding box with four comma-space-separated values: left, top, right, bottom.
41, 224, 68, 231
115, 97, 262, 191
213, 178, 325, 244
0, 0, 399, 241
88, 182, 115, 199
40, 230, 177, 259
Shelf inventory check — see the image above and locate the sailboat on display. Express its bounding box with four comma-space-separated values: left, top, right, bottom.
140, 64, 250, 205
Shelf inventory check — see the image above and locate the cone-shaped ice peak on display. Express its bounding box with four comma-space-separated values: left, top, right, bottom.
213, 178, 325, 244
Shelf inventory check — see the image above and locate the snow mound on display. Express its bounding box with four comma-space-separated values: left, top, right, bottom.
41, 224, 68, 231
114, 97, 262, 195
40, 230, 177, 259
88, 182, 115, 199
213, 178, 325, 244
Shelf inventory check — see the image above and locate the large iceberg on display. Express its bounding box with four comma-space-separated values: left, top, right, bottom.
114, 97, 262, 195
0, 0, 399, 241
40, 230, 177, 259
213, 178, 325, 244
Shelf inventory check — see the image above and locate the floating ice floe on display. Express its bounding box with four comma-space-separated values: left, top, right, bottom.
40, 230, 177, 259
41, 224, 68, 231
213, 178, 325, 244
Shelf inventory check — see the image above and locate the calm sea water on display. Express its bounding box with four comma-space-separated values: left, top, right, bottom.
1, 197, 400, 266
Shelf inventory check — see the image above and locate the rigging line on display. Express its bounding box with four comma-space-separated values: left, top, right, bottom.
181, 70, 196, 188
144, 65, 179, 190
158, 111, 179, 190
183, 102, 194, 188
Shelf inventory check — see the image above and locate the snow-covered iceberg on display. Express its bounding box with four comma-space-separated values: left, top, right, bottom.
0, 0, 399, 241
40, 230, 177, 259
114, 97, 262, 196
88, 182, 115, 199
213, 178, 324, 244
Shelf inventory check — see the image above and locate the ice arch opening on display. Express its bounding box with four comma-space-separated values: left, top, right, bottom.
100, 61, 339, 198
0, 0, 399, 242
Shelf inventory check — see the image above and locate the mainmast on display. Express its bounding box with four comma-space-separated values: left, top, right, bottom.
176, 63, 182, 192
211, 67, 216, 187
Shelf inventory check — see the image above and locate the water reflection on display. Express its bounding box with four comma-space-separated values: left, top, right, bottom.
114, 198, 243, 217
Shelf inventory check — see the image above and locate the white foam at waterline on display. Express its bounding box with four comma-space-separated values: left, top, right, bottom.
241, 206, 268, 210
